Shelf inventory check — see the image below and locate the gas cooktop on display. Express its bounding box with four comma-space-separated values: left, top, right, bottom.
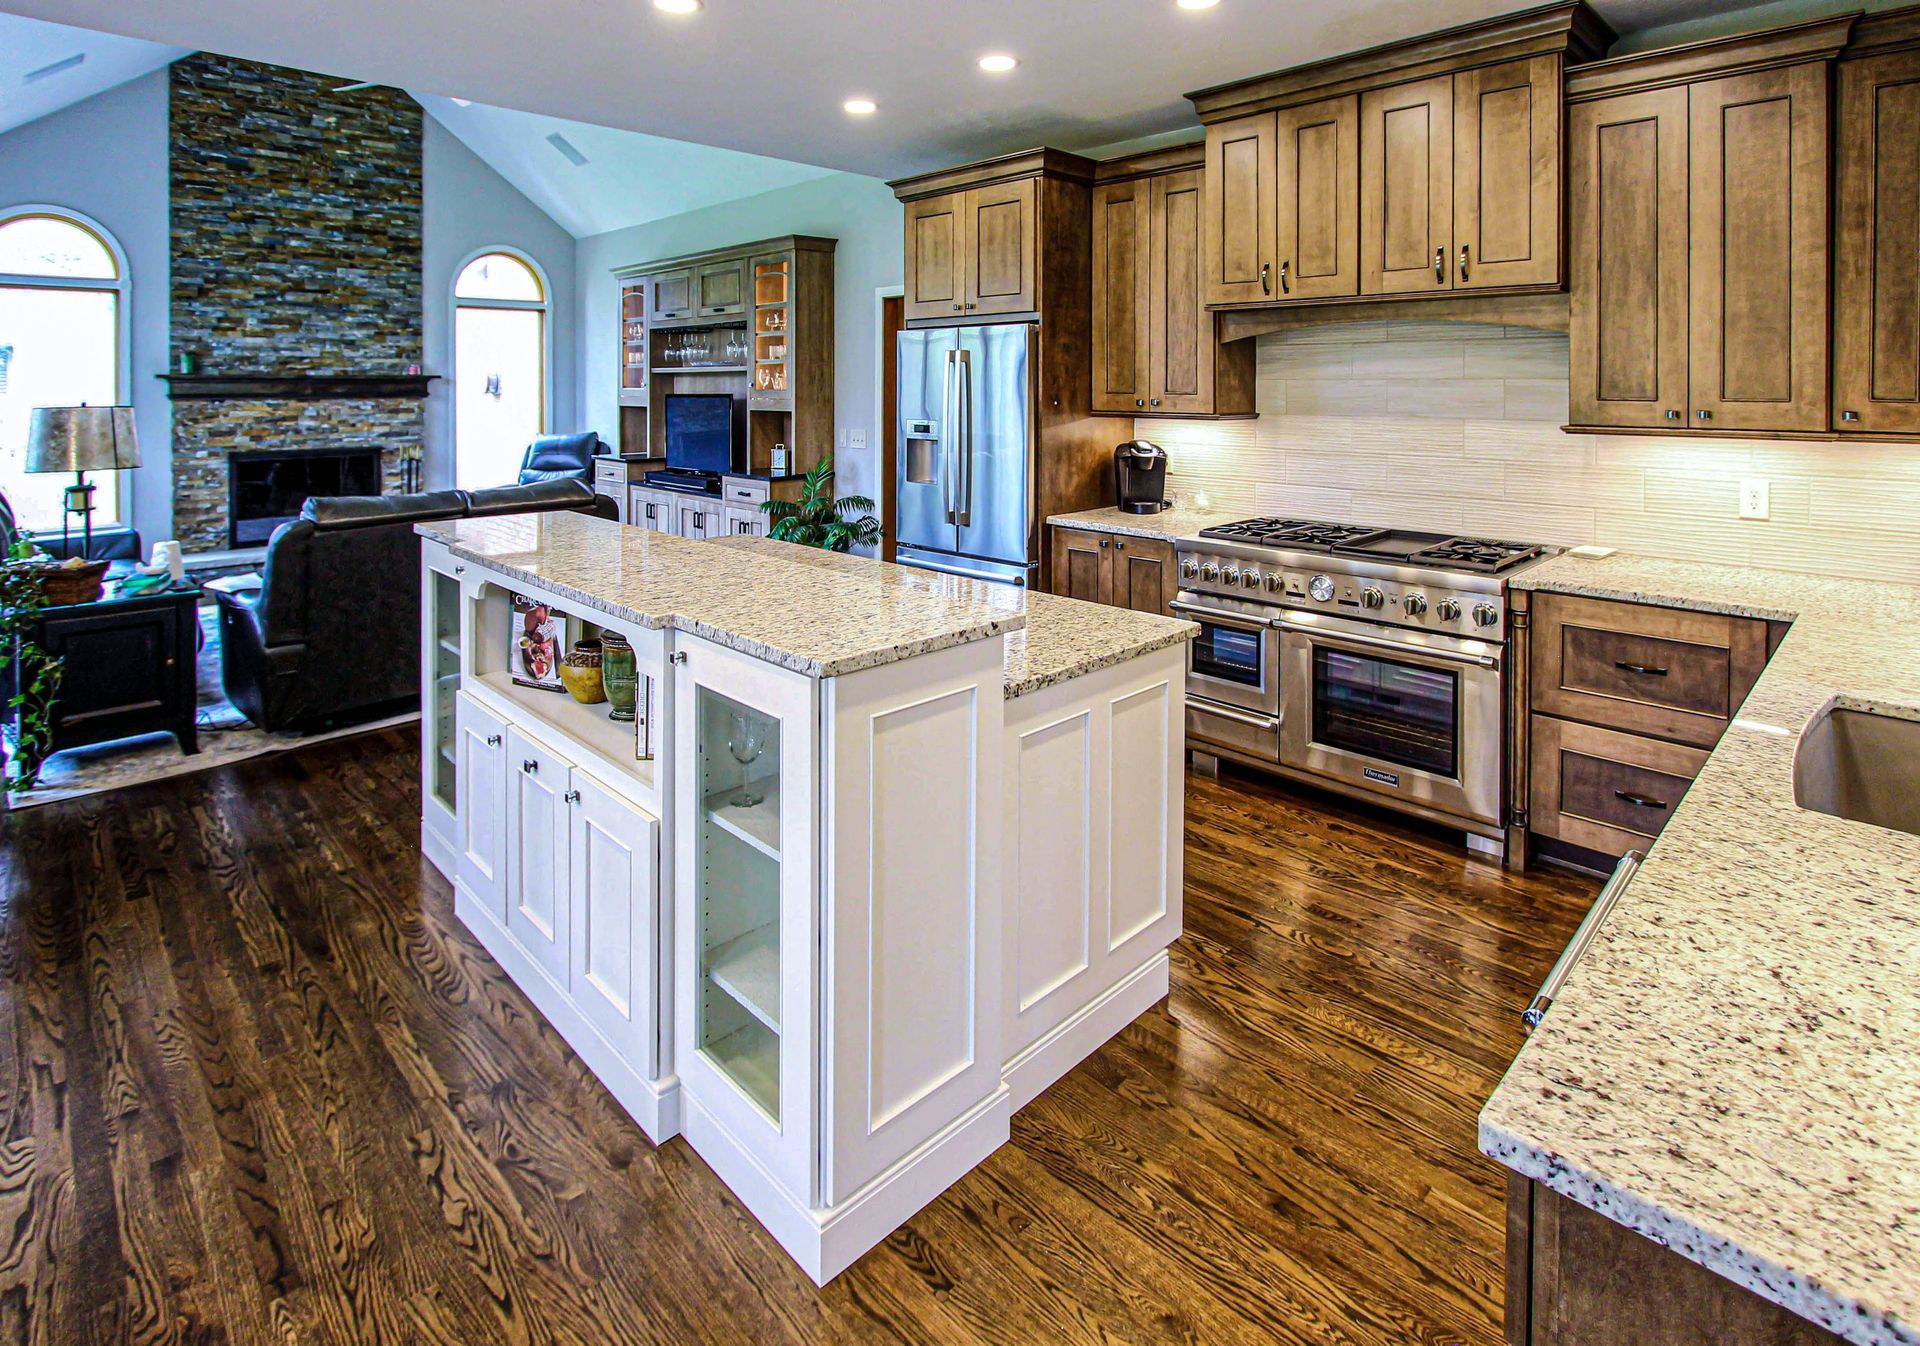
1195, 517, 1546, 574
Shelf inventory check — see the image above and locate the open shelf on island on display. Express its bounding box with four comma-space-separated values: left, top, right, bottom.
476, 670, 655, 790
708, 923, 780, 1032
704, 777, 780, 859
706, 1022, 778, 1118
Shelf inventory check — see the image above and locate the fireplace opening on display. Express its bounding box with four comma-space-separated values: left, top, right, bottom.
227, 447, 382, 549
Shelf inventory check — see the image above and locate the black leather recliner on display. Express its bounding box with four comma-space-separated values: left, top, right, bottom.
518, 432, 606, 485
210, 479, 616, 732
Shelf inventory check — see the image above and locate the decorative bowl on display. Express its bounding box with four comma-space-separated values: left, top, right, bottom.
558, 647, 606, 704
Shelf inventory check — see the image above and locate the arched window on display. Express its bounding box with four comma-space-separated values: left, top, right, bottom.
453, 249, 550, 489
0, 207, 130, 531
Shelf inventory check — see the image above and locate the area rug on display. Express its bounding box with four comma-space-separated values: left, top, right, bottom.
5, 603, 418, 811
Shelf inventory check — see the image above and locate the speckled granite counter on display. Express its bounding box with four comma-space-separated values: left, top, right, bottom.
1046, 504, 1242, 541
1481, 552, 1920, 1346
709, 534, 1195, 697
419, 512, 1025, 678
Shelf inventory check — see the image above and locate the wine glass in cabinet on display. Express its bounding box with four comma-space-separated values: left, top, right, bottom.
673, 635, 817, 1201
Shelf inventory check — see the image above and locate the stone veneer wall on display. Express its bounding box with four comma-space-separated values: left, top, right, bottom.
169, 53, 424, 550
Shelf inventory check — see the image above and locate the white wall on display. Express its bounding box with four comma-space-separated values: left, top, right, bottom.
575, 172, 903, 504
422, 114, 579, 491
0, 68, 171, 548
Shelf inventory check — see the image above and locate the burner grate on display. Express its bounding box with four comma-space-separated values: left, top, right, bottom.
1197, 517, 1384, 550
1409, 537, 1545, 573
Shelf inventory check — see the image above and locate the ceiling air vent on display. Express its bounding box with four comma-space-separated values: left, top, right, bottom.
546, 132, 589, 167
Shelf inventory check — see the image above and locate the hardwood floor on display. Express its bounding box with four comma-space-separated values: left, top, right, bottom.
0, 727, 1596, 1345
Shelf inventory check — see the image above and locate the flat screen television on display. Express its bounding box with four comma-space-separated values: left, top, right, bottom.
663, 394, 734, 476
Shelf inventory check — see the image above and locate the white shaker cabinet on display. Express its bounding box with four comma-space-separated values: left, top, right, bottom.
455, 691, 509, 922
505, 726, 574, 987
569, 771, 662, 1074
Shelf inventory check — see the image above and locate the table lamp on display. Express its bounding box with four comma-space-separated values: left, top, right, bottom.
24, 404, 140, 561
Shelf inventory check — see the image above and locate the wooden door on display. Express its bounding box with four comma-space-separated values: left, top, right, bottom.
965, 178, 1038, 316
455, 691, 508, 921
568, 771, 660, 1066
694, 259, 748, 319
1834, 48, 1920, 433
1361, 75, 1454, 294
1148, 169, 1214, 414
650, 267, 693, 322
1112, 536, 1177, 616
505, 725, 573, 985
1687, 64, 1830, 433
1202, 112, 1277, 305
1275, 96, 1359, 300
1453, 56, 1560, 289
1091, 178, 1152, 412
1051, 528, 1113, 604
1569, 88, 1690, 429
903, 191, 965, 321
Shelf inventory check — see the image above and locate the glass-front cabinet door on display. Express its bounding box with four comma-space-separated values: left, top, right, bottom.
428, 567, 461, 813
673, 634, 817, 1201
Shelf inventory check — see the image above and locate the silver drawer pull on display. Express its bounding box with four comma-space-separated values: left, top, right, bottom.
1615, 660, 1667, 677
563, 789, 581, 805
1614, 790, 1668, 811
485, 734, 502, 747
521, 759, 538, 774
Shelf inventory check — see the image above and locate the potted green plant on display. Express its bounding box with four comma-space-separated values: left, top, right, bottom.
760, 456, 880, 554
0, 533, 66, 792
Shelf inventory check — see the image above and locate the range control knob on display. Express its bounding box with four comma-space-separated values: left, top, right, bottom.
1180, 557, 1199, 579
1403, 593, 1428, 617
1308, 574, 1336, 603
1242, 568, 1263, 589
1361, 586, 1386, 610
1436, 598, 1462, 622
1200, 562, 1221, 583
1472, 602, 1500, 628
1265, 572, 1287, 592
1221, 565, 1242, 587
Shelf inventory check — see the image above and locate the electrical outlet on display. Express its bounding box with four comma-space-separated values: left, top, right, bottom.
847, 427, 867, 450
1739, 478, 1770, 521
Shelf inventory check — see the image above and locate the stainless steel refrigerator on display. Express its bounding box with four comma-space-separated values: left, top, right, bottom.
896, 323, 1037, 587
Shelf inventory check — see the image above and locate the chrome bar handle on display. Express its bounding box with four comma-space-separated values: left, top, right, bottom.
1279, 259, 1290, 294
1273, 618, 1500, 669
1260, 261, 1271, 295
1459, 243, 1470, 282
1190, 700, 1281, 732
1434, 246, 1445, 284
1524, 850, 1643, 1029
940, 349, 957, 524
956, 348, 974, 528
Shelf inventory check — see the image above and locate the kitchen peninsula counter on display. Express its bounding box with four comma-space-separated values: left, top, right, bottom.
1483, 552, 1920, 1346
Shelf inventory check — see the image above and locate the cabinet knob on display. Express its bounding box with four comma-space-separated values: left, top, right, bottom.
668, 651, 688, 665
564, 789, 581, 805
1696, 410, 1712, 421
964, 302, 976, 310
486, 734, 502, 747
1664, 409, 1681, 421
1098, 539, 1109, 548
522, 759, 539, 774
1116, 540, 1126, 551
952, 303, 964, 312
1149, 399, 1161, 407
454, 565, 466, 575
1842, 410, 1860, 423
1136, 399, 1145, 408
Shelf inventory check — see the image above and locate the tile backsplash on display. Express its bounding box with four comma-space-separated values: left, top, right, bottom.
1139, 321, 1920, 584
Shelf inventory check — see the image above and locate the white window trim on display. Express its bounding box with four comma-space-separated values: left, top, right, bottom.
0, 204, 135, 528
451, 247, 554, 481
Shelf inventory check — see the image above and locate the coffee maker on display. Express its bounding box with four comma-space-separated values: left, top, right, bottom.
1113, 440, 1169, 514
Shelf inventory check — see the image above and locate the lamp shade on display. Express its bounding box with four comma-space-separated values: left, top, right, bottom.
24, 405, 141, 474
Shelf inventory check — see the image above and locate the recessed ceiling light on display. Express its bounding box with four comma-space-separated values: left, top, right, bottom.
24, 53, 86, 83
653, 0, 701, 13
843, 97, 877, 116
978, 53, 1018, 73
1176, 0, 1220, 9
450, 97, 474, 107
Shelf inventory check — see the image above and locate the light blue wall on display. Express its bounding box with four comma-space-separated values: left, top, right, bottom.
575, 172, 903, 503
422, 114, 579, 490
0, 69, 171, 548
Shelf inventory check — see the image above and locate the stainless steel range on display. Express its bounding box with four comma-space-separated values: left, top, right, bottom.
1174, 517, 1553, 856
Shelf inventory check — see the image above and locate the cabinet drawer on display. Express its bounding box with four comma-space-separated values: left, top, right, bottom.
1530, 715, 1709, 857
594, 459, 628, 486
721, 476, 769, 506
1531, 592, 1769, 748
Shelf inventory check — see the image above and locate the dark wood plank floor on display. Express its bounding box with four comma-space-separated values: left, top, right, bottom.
0, 727, 1596, 1345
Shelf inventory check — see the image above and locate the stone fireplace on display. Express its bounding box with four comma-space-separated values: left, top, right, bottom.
167, 53, 425, 552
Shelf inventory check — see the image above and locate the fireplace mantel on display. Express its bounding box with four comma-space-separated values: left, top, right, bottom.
159, 373, 439, 401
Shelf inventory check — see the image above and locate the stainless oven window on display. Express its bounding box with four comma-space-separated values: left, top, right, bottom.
1192, 621, 1266, 688
1312, 646, 1458, 779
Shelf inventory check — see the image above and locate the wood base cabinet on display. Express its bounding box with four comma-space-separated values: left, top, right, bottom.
1049, 526, 1178, 616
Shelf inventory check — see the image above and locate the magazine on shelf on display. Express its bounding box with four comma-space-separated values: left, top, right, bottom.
510, 593, 566, 692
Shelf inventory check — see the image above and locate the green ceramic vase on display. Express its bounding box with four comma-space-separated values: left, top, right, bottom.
602, 632, 638, 723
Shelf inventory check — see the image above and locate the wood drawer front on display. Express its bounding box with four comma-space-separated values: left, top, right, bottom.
1532, 593, 1768, 748
1531, 716, 1709, 857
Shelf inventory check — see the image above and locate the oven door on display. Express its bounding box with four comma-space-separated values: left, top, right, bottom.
1278, 612, 1502, 828
1170, 596, 1280, 717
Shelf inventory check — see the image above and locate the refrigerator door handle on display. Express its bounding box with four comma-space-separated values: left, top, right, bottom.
939, 349, 957, 524
955, 348, 974, 528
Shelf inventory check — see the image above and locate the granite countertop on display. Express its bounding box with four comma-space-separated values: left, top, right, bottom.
420, 512, 1026, 678
708, 534, 1196, 698
1481, 551, 1920, 1346
1046, 504, 1243, 541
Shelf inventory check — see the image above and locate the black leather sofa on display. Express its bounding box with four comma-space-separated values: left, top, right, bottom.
210, 478, 616, 733
518, 432, 606, 485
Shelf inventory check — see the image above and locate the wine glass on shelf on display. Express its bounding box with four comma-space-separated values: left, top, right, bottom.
727, 711, 768, 807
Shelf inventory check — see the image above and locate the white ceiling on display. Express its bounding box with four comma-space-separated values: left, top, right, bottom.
0, 11, 184, 138
0, 0, 1806, 182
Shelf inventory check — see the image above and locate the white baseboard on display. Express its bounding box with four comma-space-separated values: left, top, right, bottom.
454, 883, 680, 1144
1005, 952, 1170, 1112
421, 823, 455, 884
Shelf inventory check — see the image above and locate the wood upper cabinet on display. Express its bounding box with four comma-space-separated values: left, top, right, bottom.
1834, 46, 1920, 434
1453, 56, 1561, 289
1148, 169, 1214, 413
904, 192, 964, 321
1361, 75, 1454, 294
901, 180, 1039, 320
1275, 96, 1359, 300
1687, 64, 1829, 433
1091, 178, 1151, 412
1202, 113, 1278, 305
1569, 87, 1690, 428
650, 267, 694, 323
693, 258, 748, 319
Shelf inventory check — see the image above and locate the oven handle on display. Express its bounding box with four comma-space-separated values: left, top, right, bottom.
1274, 618, 1500, 670
1189, 700, 1281, 732
1169, 598, 1271, 631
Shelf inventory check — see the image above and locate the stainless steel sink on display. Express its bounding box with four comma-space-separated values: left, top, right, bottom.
1793, 705, 1920, 837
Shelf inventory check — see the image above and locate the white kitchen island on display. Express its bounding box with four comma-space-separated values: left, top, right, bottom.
416, 512, 1194, 1283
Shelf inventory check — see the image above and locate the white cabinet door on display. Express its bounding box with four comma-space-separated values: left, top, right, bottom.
721, 505, 766, 538
629, 488, 676, 534
674, 635, 818, 1207
506, 725, 574, 986
455, 692, 508, 920
678, 501, 716, 541
568, 772, 660, 1071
